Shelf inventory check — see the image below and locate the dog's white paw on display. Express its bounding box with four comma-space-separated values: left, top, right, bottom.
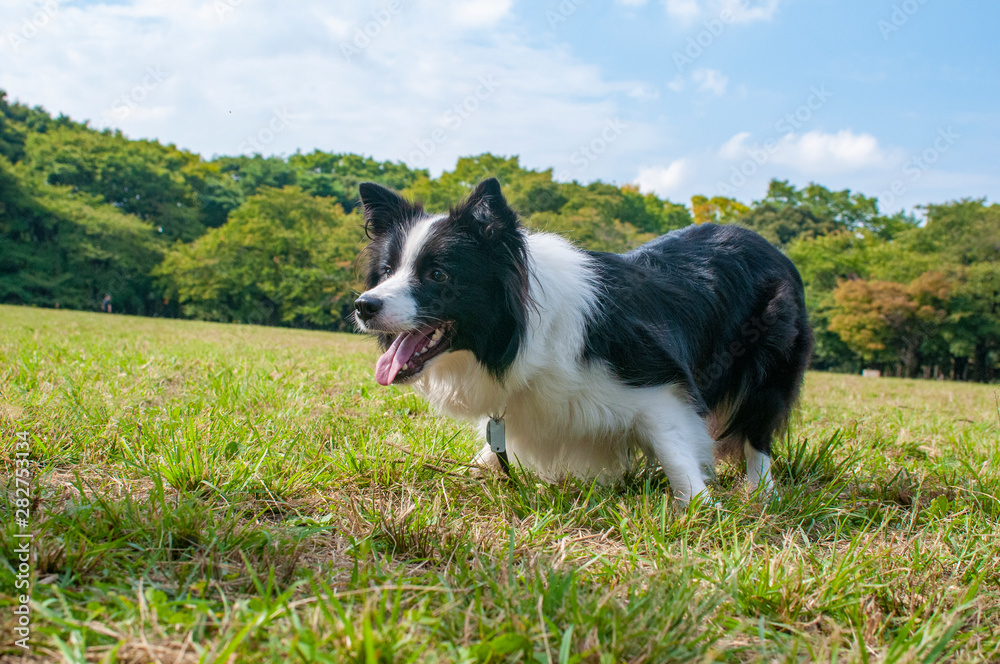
675, 488, 720, 511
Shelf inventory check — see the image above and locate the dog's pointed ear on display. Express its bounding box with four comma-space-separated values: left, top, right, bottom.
358, 182, 419, 237
457, 177, 519, 239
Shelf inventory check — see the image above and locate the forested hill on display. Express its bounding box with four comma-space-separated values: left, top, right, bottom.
1, 90, 998, 381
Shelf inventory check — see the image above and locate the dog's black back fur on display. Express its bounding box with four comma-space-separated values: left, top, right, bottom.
583, 222, 813, 456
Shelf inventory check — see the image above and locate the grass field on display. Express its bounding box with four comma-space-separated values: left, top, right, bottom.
2, 304, 999, 663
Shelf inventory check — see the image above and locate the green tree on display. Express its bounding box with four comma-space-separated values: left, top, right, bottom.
403, 154, 688, 251
735, 203, 832, 247
691, 195, 748, 225
761, 179, 885, 233
24, 127, 207, 241
0, 156, 164, 313
0, 91, 28, 163
527, 208, 656, 254
943, 264, 1000, 381
155, 187, 366, 329
288, 150, 425, 211
733, 179, 916, 247
1, 89, 72, 163
405, 154, 526, 211
919, 199, 1000, 265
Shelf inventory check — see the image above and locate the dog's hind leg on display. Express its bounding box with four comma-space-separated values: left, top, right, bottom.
744, 440, 773, 492
730, 342, 809, 494
711, 429, 773, 493
727, 385, 786, 493
732, 305, 812, 494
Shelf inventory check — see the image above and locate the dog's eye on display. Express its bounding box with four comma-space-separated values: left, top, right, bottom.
381, 265, 392, 277
430, 269, 448, 283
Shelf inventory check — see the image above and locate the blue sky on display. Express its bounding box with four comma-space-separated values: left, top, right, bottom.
1, 0, 997, 213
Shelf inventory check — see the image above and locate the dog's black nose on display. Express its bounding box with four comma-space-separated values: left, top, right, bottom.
354, 294, 383, 323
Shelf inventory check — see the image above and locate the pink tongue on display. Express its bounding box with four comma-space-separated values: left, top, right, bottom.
374, 328, 432, 385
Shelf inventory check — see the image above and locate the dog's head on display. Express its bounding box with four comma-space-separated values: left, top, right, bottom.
354, 178, 530, 386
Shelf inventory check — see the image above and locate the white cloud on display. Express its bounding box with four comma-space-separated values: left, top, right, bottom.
718, 131, 752, 159
715, 129, 892, 175
772, 130, 890, 173
664, 0, 702, 22
0, 0, 647, 178
450, 0, 513, 28
725, 0, 781, 23
692, 68, 728, 95
628, 83, 660, 100
636, 159, 691, 196
663, 0, 780, 25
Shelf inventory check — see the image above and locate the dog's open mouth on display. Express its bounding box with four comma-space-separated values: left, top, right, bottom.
375, 323, 455, 385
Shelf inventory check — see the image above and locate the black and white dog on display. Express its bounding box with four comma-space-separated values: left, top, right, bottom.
353, 178, 812, 502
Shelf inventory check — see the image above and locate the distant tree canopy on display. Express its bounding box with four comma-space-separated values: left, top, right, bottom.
0, 154, 163, 313
1, 89, 998, 381
788, 201, 1000, 380
155, 187, 364, 329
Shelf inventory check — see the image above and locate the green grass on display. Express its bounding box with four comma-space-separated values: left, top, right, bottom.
1, 304, 999, 663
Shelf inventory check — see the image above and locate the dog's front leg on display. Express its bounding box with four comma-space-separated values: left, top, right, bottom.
652, 440, 711, 505
643, 400, 715, 505
471, 443, 503, 474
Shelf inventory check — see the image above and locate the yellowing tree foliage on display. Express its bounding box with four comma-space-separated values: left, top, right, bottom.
829, 273, 950, 377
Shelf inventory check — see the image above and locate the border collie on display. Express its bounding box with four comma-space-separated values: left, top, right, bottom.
353, 178, 812, 503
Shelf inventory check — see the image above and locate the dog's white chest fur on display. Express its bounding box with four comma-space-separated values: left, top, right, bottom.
410, 232, 717, 499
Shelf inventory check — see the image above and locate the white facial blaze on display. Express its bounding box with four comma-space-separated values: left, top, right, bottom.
399, 215, 443, 274
358, 215, 445, 332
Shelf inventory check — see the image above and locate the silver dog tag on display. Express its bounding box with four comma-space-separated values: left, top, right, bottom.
487, 417, 506, 455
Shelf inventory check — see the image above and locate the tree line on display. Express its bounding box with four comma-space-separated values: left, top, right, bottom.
1, 91, 997, 381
